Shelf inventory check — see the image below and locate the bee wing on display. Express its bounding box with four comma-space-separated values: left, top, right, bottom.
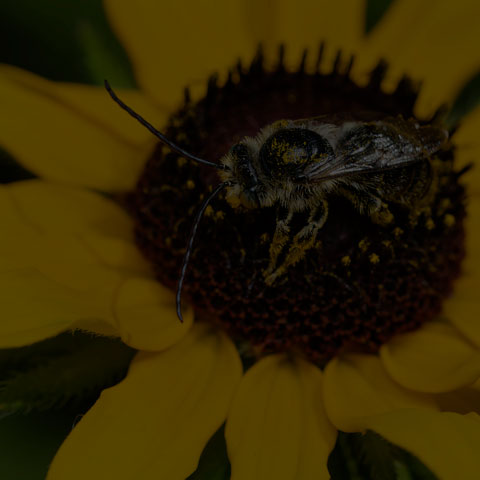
303, 135, 423, 181
303, 120, 447, 182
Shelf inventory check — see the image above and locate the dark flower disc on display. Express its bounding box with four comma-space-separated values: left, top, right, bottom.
129, 47, 466, 364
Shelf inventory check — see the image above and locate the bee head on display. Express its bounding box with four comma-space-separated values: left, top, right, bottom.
222, 143, 261, 207
259, 128, 335, 182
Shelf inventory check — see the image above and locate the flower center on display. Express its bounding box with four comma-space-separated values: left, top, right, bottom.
129, 48, 466, 364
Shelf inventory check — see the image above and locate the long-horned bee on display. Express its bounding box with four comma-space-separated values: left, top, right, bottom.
105, 81, 448, 320
220, 117, 448, 283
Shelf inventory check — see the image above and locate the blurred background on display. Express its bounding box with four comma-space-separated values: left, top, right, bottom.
0, 0, 135, 87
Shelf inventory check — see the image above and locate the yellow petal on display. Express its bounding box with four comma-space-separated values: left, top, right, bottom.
104, 0, 258, 108
364, 409, 480, 480
454, 107, 480, 195
47, 323, 242, 480
2, 249, 188, 351
465, 190, 480, 269
323, 353, 437, 432
73, 319, 119, 338
51, 78, 167, 146
251, 0, 366, 72
0, 181, 189, 349
355, 0, 480, 116
443, 196, 480, 347
0, 267, 115, 348
436, 379, 480, 414
77, 270, 191, 351
225, 355, 336, 480
0, 263, 187, 350
4, 180, 149, 274
112, 276, 193, 350
0, 65, 161, 191
0, 181, 121, 292
380, 322, 480, 393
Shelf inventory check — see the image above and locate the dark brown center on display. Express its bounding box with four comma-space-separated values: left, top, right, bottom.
128, 48, 466, 364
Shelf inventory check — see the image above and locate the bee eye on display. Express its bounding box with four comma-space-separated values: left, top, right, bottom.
230, 143, 258, 191
259, 128, 334, 179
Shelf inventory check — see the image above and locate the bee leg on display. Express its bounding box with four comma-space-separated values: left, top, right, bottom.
264, 206, 294, 283
339, 187, 394, 226
265, 201, 328, 285
369, 200, 394, 225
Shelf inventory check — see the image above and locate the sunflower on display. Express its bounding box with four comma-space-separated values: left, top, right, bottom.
1, 0, 480, 479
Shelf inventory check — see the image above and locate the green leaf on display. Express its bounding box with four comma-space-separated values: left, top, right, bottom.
0, 0, 135, 86
187, 425, 230, 480
328, 431, 439, 480
366, 0, 395, 33
0, 147, 35, 184
76, 19, 135, 88
329, 432, 367, 480
393, 446, 439, 480
447, 70, 480, 127
0, 332, 135, 412
0, 409, 78, 480
351, 431, 397, 480
395, 460, 414, 480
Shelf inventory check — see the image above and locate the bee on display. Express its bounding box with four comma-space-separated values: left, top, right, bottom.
105, 81, 448, 319
219, 116, 448, 283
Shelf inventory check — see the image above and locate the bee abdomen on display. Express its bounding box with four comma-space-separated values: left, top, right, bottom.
382, 160, 434, 205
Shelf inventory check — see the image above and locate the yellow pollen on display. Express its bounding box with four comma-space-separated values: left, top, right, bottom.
358, 239, 369, 252
175, 133, 187, 142
204, 205, 214, 216
186, 180, 195, 189
273, 119, 289, 129
369, 253, 380, 264
226, 194, 241, 208
393, 227, 403, 237
438, 198, 452, 215
341, 255, 351, 266
444, 214, 455, 227
425, 218, 435, 230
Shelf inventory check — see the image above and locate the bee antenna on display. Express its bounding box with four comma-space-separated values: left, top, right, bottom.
176, 181, 232, 322
454, 162, 473, 179
104, 80, 228, 171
